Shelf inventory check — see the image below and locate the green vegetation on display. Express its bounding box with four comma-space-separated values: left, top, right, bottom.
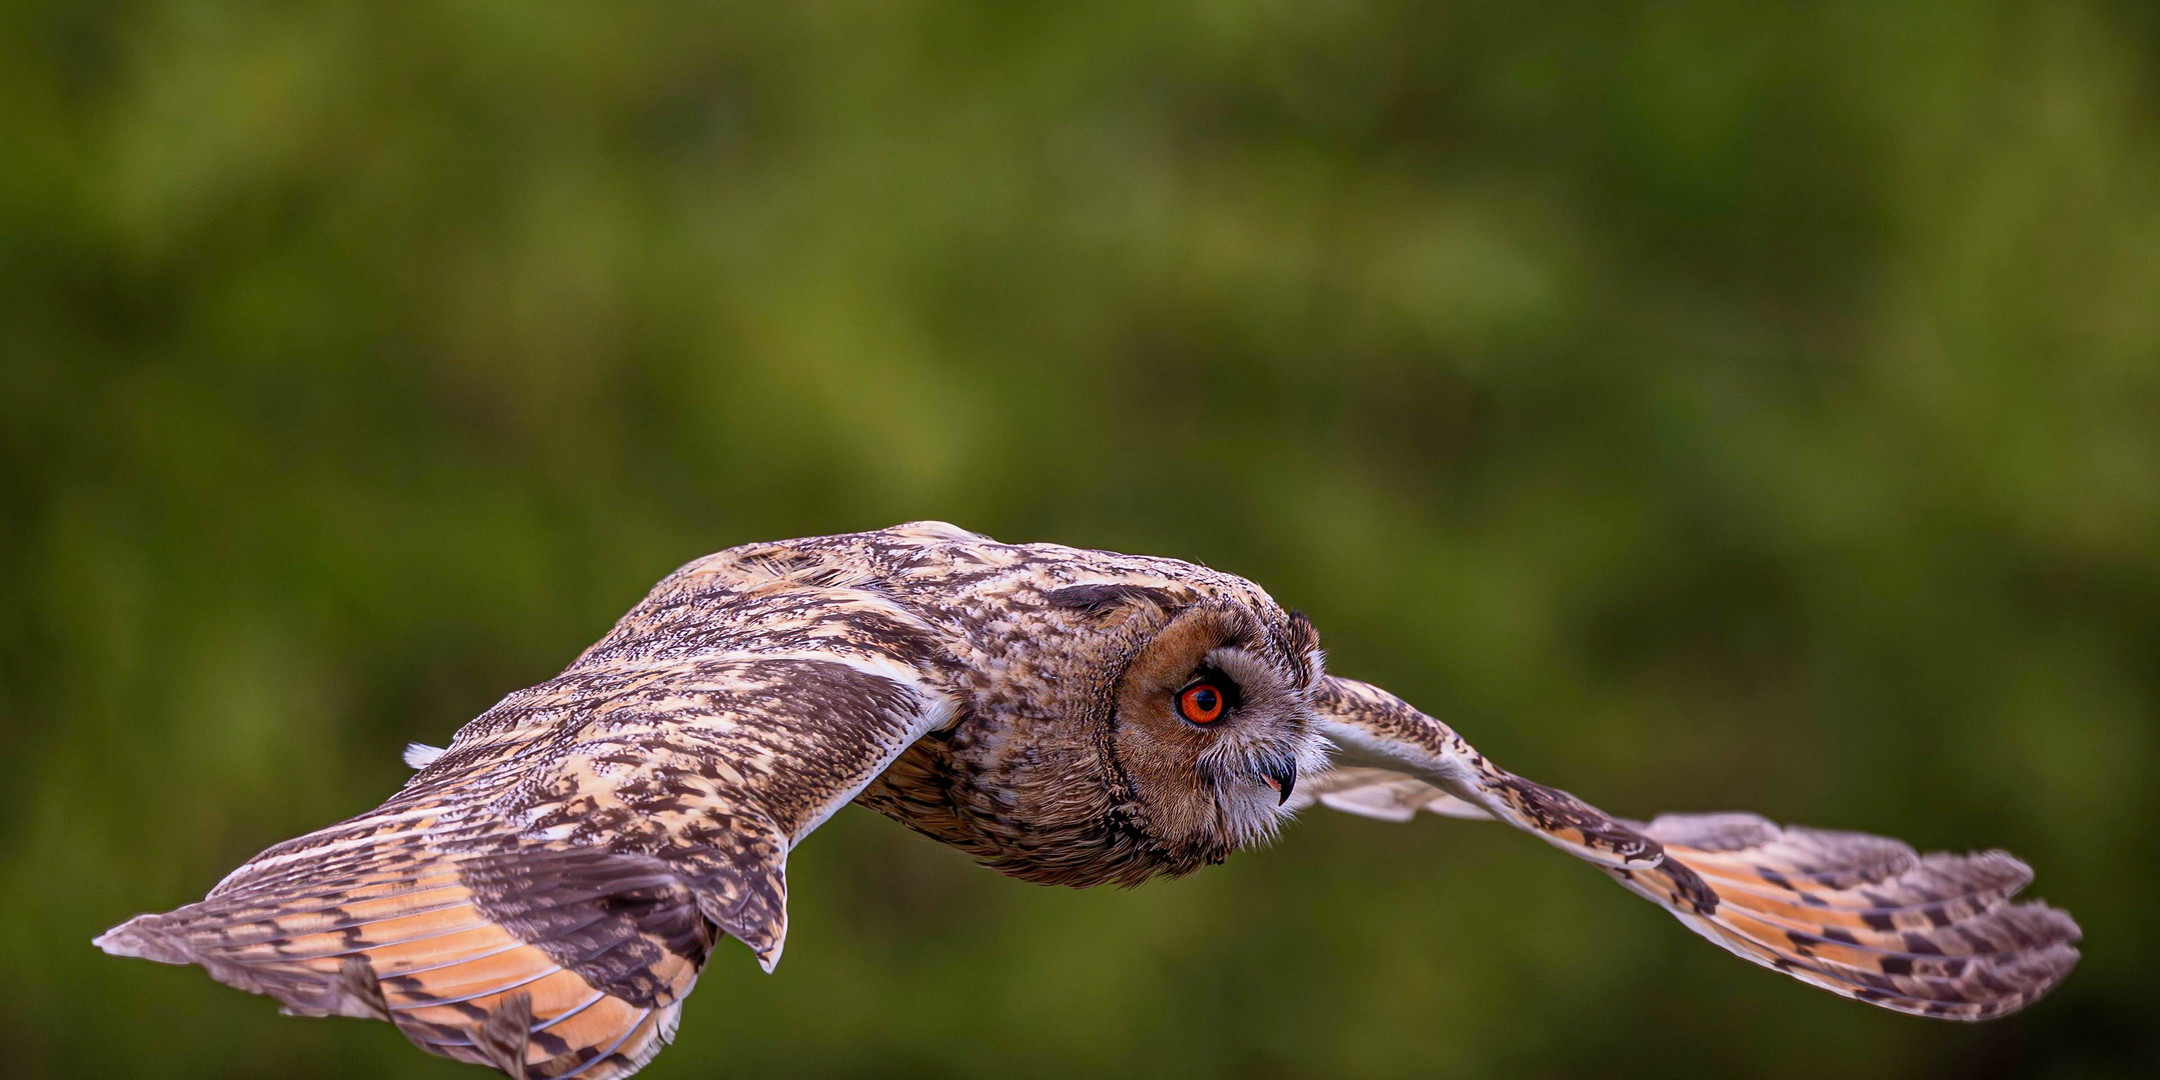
3, 2, 2154, 1076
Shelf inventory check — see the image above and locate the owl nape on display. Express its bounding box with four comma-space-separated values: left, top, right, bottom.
98, 523, 2080, 1078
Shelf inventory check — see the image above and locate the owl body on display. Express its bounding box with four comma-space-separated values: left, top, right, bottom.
629, 522, 1325, 887
97, 522, 2080, 1079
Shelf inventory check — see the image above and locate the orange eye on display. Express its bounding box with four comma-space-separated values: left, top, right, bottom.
1178, 683, 1226, 724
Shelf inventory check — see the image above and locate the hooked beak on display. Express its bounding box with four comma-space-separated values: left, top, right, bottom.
1260, 762, 1297, 805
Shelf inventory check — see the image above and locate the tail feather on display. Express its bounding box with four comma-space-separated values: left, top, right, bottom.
96, 820, 709, 1079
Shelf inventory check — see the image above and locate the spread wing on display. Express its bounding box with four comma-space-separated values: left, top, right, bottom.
1305, 676, 2081, 1020
96, 552, 960, 1079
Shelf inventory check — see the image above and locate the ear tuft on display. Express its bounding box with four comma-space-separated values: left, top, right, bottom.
1282, 611, 1323, 683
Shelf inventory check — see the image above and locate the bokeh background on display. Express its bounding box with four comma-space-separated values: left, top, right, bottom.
5, 2, 2157, 1077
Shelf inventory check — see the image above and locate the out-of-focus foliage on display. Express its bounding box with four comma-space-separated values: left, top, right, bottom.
3, 2, 2156, 1077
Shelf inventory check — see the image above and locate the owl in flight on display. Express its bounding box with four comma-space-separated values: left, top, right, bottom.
98, 523, 2080, 1078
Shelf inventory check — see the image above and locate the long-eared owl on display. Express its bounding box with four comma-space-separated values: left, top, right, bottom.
99, 522, 2080, 1078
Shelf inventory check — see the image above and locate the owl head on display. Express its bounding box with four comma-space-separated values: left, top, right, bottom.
857, 529, 1338, 886
983, 577, 1332, 881
1105, 594, 1332, 857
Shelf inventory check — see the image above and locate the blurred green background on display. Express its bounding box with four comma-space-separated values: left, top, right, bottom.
4, 1, 2156, 1077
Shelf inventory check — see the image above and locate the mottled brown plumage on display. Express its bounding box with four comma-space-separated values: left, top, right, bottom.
97, 523, 2080, 1076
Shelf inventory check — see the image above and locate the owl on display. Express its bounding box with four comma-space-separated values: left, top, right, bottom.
98, 522, 2080, 1078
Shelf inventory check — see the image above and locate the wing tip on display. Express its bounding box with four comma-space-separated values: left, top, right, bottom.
1630, 810, 2086, 1021
752, 939, 783, 973
92, 920, 146, 958
1894, 939, 2083, 1022
96, 907, 400, 1021
2010, 896, 2082, 934
94, 914, 191, 965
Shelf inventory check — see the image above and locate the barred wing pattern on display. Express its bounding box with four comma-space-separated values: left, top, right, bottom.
96, 557, 960, 1079
1309, 677, 2081, 1020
